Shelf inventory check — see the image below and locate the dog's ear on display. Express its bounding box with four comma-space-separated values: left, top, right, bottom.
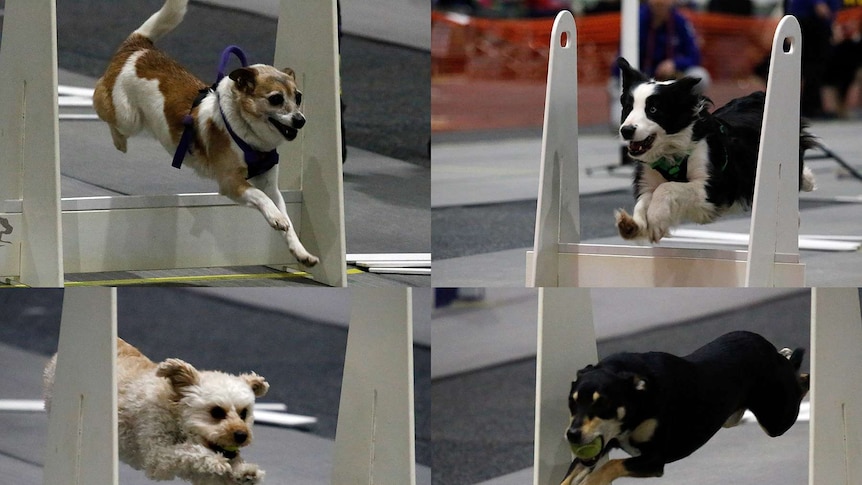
617, 57, 649, 92
798, 373, 810, 392
156, 358, 200, 393
281, 67, 296, 81
229, 67, 257, 94
575, 364, 594, 380
671, 76, 701, 94
241, 372, 270, 398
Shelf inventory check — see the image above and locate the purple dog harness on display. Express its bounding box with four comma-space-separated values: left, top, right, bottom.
171, 45, 279, 179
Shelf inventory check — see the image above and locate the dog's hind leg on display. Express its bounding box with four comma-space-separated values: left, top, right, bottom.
245, 169, 320, 267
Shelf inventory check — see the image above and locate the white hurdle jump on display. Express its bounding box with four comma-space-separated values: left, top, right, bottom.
42, 288, 417, 484
0, 0, 347, 287
533, 288, 862, 485
527, 12, 806, 287
43, 288, 118, 484
332, 288, 418, 484
809, 287, 862, 484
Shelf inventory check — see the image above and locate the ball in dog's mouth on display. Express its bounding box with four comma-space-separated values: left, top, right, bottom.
570, 436, 604, 461
268, 117, 299, 141
628, 134, 656, 157
209, 442, 240, 459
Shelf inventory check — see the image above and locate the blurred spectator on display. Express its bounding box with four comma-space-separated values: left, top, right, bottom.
608, 0, 712, 126
435, 0, 477, 14
574, 0, 622, 15
786, 0, 842, 117
526, 0, 574, 16
821, 9, 862, 117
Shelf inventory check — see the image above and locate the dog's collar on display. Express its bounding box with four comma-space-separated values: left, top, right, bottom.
217, 95, 280, 179
649, 120, 731, 182
170, 45, 278, 179
650, 154, 689, 183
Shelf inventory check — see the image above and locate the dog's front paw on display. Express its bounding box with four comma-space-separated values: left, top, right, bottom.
646, 221, 670, 243
230, 462, 265, 485
614, 209, 642, 240
293, 250, 319, 267
210, 454, 234, 476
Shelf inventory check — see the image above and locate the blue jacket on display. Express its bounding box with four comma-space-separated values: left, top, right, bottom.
613, 5, 702, 78
787, 0, 841, 22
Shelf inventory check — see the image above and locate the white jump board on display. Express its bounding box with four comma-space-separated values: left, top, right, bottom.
527, 243, 805, 287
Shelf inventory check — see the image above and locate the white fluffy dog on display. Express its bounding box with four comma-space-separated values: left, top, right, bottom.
44, 338, 269, 485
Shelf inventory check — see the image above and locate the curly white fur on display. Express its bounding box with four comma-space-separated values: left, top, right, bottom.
44, 338, 269, 485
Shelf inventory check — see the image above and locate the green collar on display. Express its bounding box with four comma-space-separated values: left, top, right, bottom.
650, 154, 689, 182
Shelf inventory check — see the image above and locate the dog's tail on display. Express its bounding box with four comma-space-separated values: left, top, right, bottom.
133, 0, 188, 42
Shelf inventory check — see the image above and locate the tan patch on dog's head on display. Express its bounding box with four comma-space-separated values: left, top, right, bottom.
157, 358, 201, 395
228, 65, 302, 119
240, 372, 270, 397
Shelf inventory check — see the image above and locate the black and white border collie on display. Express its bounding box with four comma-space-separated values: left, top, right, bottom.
613, 57, 817, 243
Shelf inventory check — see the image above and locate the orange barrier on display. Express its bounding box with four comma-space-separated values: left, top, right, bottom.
433, 8, 862, 83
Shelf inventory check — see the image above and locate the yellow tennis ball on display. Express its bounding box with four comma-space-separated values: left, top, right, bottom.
571, 436, 602, 460
222, 445, 240, 452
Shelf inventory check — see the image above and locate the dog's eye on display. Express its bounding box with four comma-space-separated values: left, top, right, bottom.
210, 407, 227, 420
268, 94, 285, 106
239, 408, 248, 420
295, 91, 302, 106
648, 106, 658, 114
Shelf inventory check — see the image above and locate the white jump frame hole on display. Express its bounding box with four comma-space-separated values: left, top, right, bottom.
783, 37, 794, 53
560, 30, 571, 48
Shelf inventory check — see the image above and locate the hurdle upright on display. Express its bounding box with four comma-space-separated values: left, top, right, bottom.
43, 288, 118, 485
0, 0, 347, 287
332, 288, 418, 484
527, 12, 806, 287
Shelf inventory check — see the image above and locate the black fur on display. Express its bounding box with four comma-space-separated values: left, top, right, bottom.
565, 331, 809, 481
618, 57, 817, 211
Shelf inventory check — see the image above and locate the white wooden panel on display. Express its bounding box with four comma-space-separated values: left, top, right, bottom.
747, 16, 802, 286
43, 288, 117, 485
61, 203, 304, 273
0, 0, 63, 287
530, 11, 579, 287
332, 288, 415, 485
533, 289, 597, 485
809, 288, 862, 485
526, 250, 805, 287
274, 0, 347, 287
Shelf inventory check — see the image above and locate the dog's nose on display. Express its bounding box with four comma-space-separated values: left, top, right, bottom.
565, 428, 581, 444
620, 124, 636, 140
234, 431, 248, 444
292, 113, 306, 130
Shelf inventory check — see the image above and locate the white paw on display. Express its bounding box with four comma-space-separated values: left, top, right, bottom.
293, 250, 319, 267
231, 463, 265, 485
265, 211, 290, 231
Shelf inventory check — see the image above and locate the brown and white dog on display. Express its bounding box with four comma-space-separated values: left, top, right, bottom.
93, 0, 319, 266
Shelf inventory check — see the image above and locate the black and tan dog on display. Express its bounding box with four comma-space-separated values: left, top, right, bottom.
562, 331, 809, 485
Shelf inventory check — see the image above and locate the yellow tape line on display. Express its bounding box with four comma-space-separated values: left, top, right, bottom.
3, 269, 364, 288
